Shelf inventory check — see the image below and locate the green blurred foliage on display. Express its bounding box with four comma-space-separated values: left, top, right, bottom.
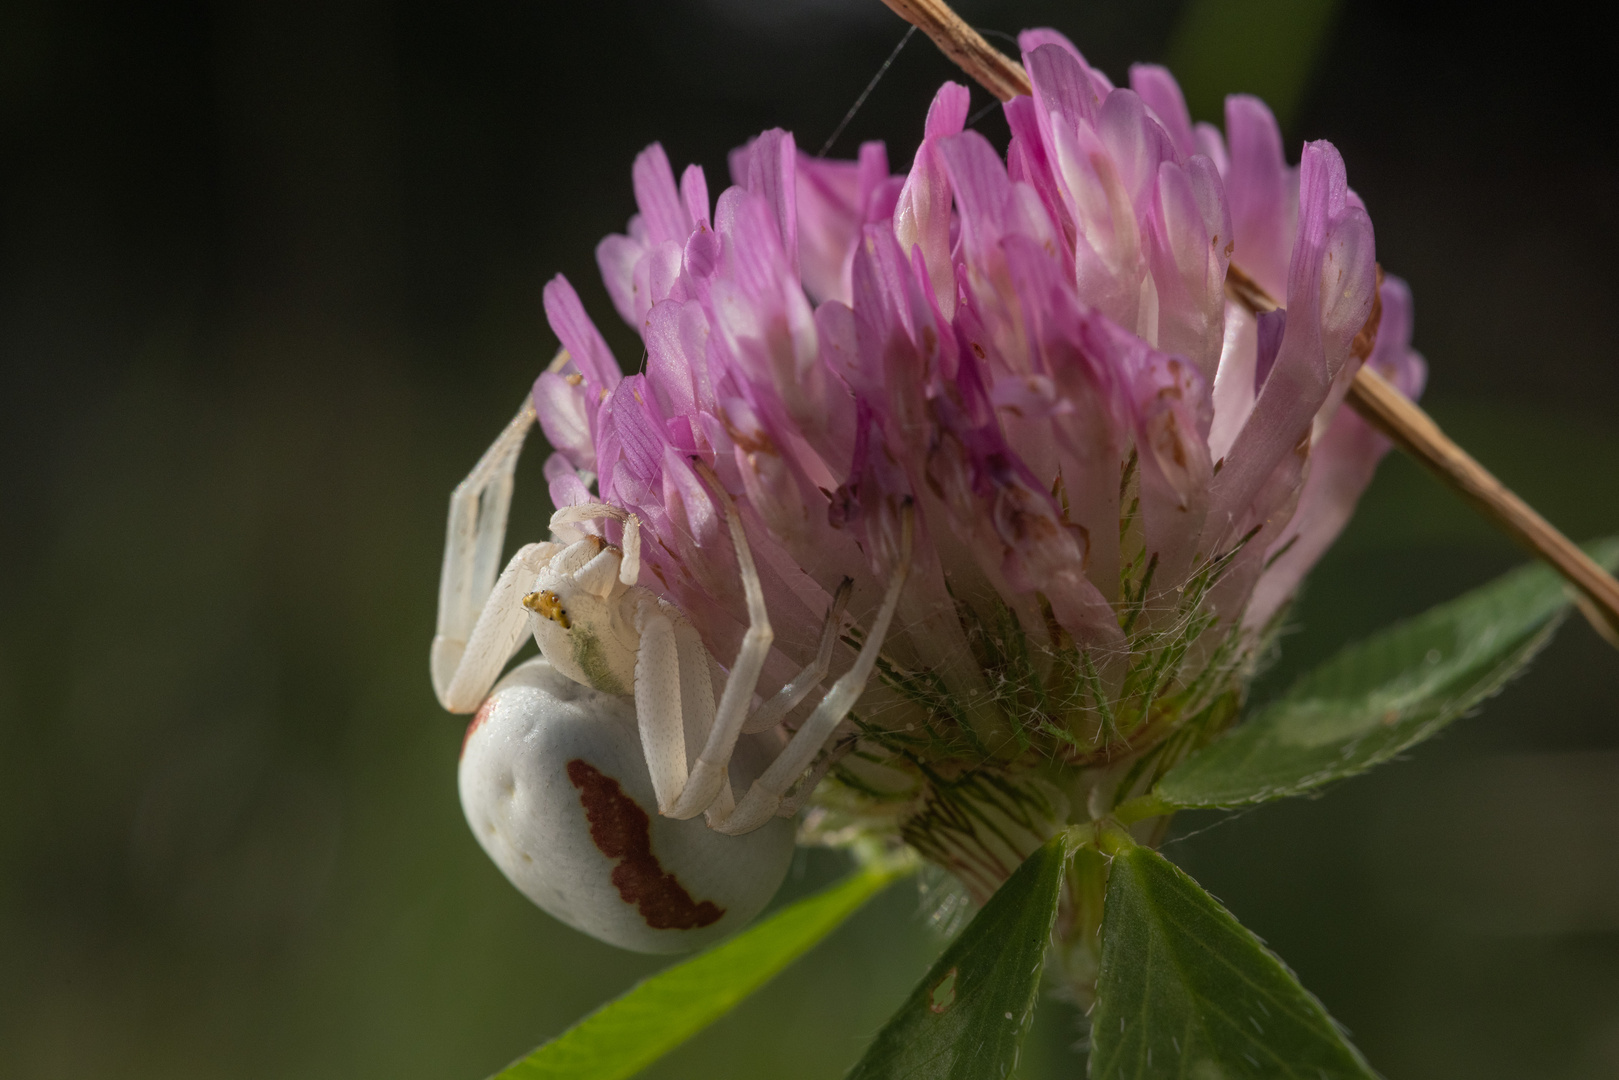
1166, 0, 1343, 128
2, 1, 1617, 1078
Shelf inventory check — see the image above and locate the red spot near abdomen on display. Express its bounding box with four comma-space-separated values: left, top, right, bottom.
566, 759, 724, 931
461, 697, 496, 760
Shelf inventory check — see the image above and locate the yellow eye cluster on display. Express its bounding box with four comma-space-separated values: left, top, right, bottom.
522, 589, 571, 629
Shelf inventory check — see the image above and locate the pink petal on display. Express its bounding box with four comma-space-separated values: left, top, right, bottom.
632, 143, 691, 248
857, 140, 892, 216
1318, 204, 1377, 368
1004, 94, 1072, 251
723, 394, 812, 547
1194, 121, 1230, 175
1026, 42, 1100, 134
796, 149, 865, 306
645, 238, 687, 315
1245, 273, 1426, 628
596, 231, 646, 328
544, 452, 595, 516
1253, 307, 1287, 391
1224, 94, 1294, 299
1096, 88, 1174, 206
596, 375, 670, 520
1018, 27, 1083, 61
1209, 141, 1375, 540
728, 128, 799, 277
993, 468, 1121, 649
896, 83, 969, 318
934, 129, 1010, 267
680, 163, 711, 230
542, 275, 621, 396
1018, 29, 1114, 98
643, 299, 700, 420
1128, 64, 1197, 160
1145, 156, 1230, 380
532, 369, 596, 472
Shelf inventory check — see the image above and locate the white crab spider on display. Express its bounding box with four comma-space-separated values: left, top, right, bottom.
432, 397, 910, 952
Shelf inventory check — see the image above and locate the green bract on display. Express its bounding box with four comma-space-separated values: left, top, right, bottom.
1135, 537, 1619, 813
845, 833, 1070, 1080
1091, 843, 1376, 1080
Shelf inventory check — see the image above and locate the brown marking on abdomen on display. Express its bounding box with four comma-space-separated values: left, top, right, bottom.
565, 759, 724, 930
461, 697, 496, 760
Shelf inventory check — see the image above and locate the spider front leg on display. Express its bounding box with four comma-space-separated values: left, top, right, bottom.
431, 399, 566, 712
743, 577, 854, 734
712, 507, 914, 837
634, 567, 854, 824
644, 477, 776, 822
550, 502, 641, 586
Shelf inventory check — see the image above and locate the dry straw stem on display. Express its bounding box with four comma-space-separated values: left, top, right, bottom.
1346, 364, 1619, 646
878, 0, 1619, 641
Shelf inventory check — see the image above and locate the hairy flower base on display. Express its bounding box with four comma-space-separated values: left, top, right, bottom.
803, 482, 1262, 912
805, 587, 1250, 892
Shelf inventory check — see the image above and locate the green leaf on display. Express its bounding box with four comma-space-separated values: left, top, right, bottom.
1147, 538, 1619, 809
492, 859, 909, 1080
845, 833, 1070, 1080
1091, 843, 1377, 1080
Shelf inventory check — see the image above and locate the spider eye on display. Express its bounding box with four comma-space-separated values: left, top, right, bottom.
523, 589, 570, 629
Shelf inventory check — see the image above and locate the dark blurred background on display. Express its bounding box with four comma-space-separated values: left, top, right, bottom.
2, 0, 1616, 1076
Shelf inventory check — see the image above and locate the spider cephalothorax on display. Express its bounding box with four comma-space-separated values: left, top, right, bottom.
521, 537, 639, 697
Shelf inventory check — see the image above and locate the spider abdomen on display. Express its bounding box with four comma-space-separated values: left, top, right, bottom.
458, 657, 795, 953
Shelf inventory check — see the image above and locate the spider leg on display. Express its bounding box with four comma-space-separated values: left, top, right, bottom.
712, 508, 914, 836
431, 398, 559, 710
774, 734, 858, 818
743, 578, 853, 734
631, 595, 688, 812
550, 503, 641, 585
436, 542, 561, 712
662, 470, 774, 821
